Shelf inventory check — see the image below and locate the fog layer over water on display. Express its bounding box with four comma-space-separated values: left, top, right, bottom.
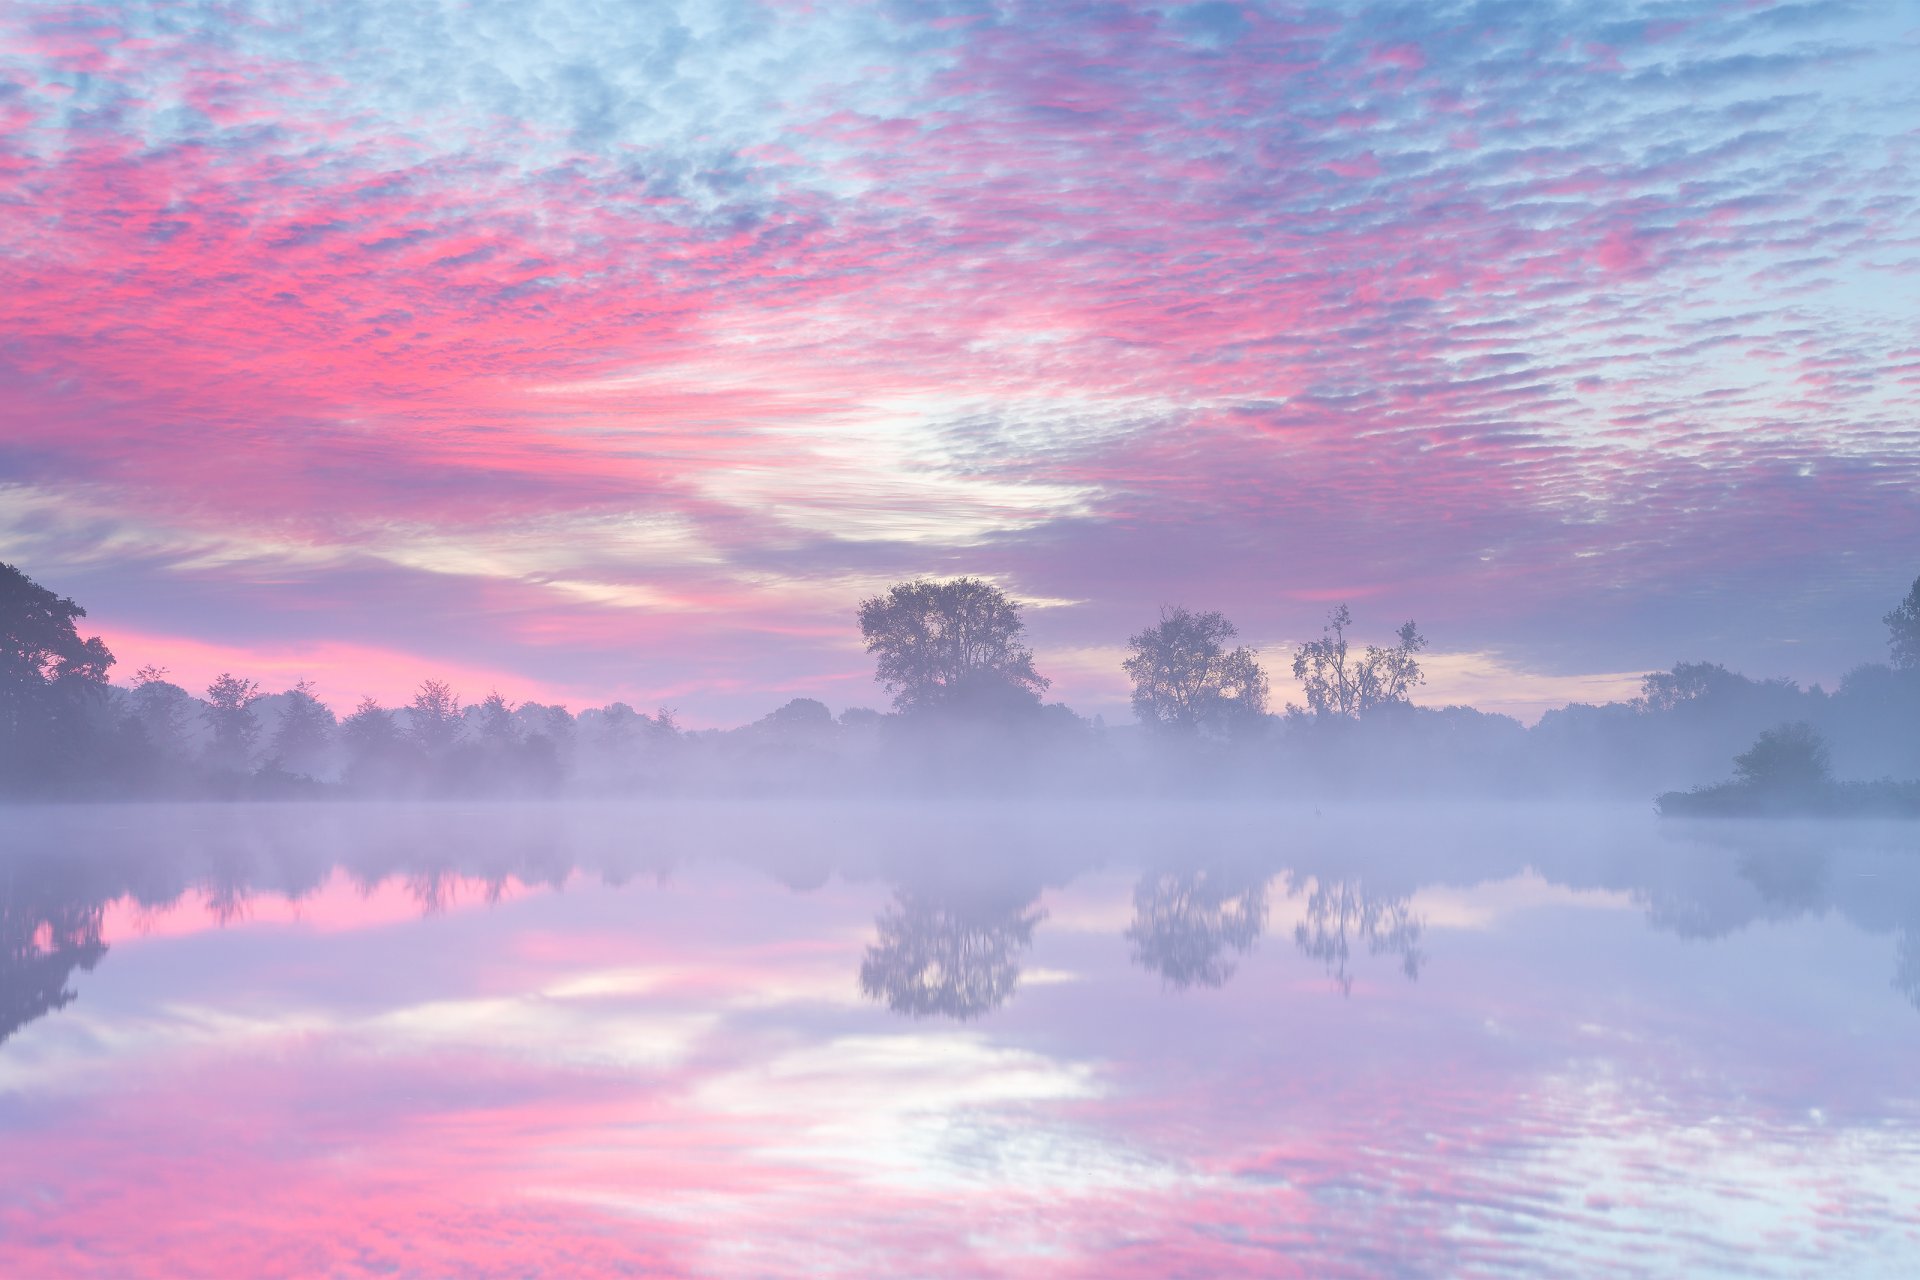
3, 801, 1918, 1277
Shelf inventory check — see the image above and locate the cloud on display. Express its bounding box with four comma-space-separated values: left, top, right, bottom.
1, 0, 1917, 717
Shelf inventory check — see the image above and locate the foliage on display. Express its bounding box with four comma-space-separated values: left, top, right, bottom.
1122, 607, 1269, 739
203, 673, 263, 770
1648, 723, 1913, 817
1636, 661, 1798, 713
409, 679, 463, 754
857, 578, 1048, 715
0, 562, 115, 788
1885, 575, 1920, 671
270, 679, 336, 776
129, 665, 196, 759
1290, 605, 1426, 719
472, 690, 519, 744
1732, 721, 1830, 792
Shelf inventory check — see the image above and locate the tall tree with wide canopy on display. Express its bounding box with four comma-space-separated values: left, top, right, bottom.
0, 563, 114, 789
1122, 607, 1268, 738
857, 578, 1049, 715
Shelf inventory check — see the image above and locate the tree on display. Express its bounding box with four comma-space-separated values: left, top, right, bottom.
1885, 575, 1920, 671
1636, 661, 1743, 713
753, 697, 836, 744
1290, 605, 1426, 719
129, 665, 196, 761
856, 578, 1049, 715
1122, 607, 1269, 738
269, 679, 336, 777
409, 679, 463, 755
471, 690, 519, 745
0, 563, 115, 787
1732, 722, 1830, 794
340, 696, 409, 790
203, 674, 263, 771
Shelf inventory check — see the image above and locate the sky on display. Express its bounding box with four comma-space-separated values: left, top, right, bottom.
2, 0, 1918, 725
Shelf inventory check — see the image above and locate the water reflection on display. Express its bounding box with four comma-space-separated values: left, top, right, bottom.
1288, 875, 1425, 995
4, 805, 1920, 1045
5, 805, 1920, 1276
2, 872, 107, 1047
859, 887, 1046, 1019
1125, 868, 1267, 989
1896, 933, 1920, 1011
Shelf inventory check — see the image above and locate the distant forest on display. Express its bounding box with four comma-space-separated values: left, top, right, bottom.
4, 562, 1919, 808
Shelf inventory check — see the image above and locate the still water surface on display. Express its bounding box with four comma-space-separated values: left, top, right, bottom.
3, 801, 1918, 1277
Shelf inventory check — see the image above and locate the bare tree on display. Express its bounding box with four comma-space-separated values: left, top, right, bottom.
1291, 605, 1426, 719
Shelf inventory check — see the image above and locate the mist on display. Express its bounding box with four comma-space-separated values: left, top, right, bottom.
8, 559, 1920, 1273
8, 563, 1920, 815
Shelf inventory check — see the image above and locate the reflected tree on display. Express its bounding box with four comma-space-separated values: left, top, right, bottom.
859, 888, 1045, 1019
1895, 931, 1920, 1013
1290, 875, 1425, 995
1126, 868, 1267, 989
2, 885, 108, 1048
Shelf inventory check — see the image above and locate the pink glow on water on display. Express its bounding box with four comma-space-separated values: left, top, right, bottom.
100, 870, 557, 943
8, 856, 1920, 1278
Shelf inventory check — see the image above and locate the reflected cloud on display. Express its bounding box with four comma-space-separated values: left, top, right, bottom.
3, 803, 1920, 1276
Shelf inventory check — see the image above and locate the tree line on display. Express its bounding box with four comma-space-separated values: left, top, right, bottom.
4, 560, 1919, 803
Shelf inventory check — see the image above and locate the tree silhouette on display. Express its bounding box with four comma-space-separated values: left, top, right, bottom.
128, 664, 196, 763
1123, 608, 1269, 739
269, 678, 336, 776
1126, 868, 1267, 988
1732, 722, 1830, 793
1884, 575, 1920, 671
857, 578, 1048, 715
409, 679, 463, 755
473, 690, 520, 745
0, 562, 115, 790
342, 697, 405, 787
203, 673, 263, 771
859, 888, 1045, 1018
1291, 605, 1426, 720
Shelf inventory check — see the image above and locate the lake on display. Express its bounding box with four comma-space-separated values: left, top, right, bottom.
3, 801, 1917, 1277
